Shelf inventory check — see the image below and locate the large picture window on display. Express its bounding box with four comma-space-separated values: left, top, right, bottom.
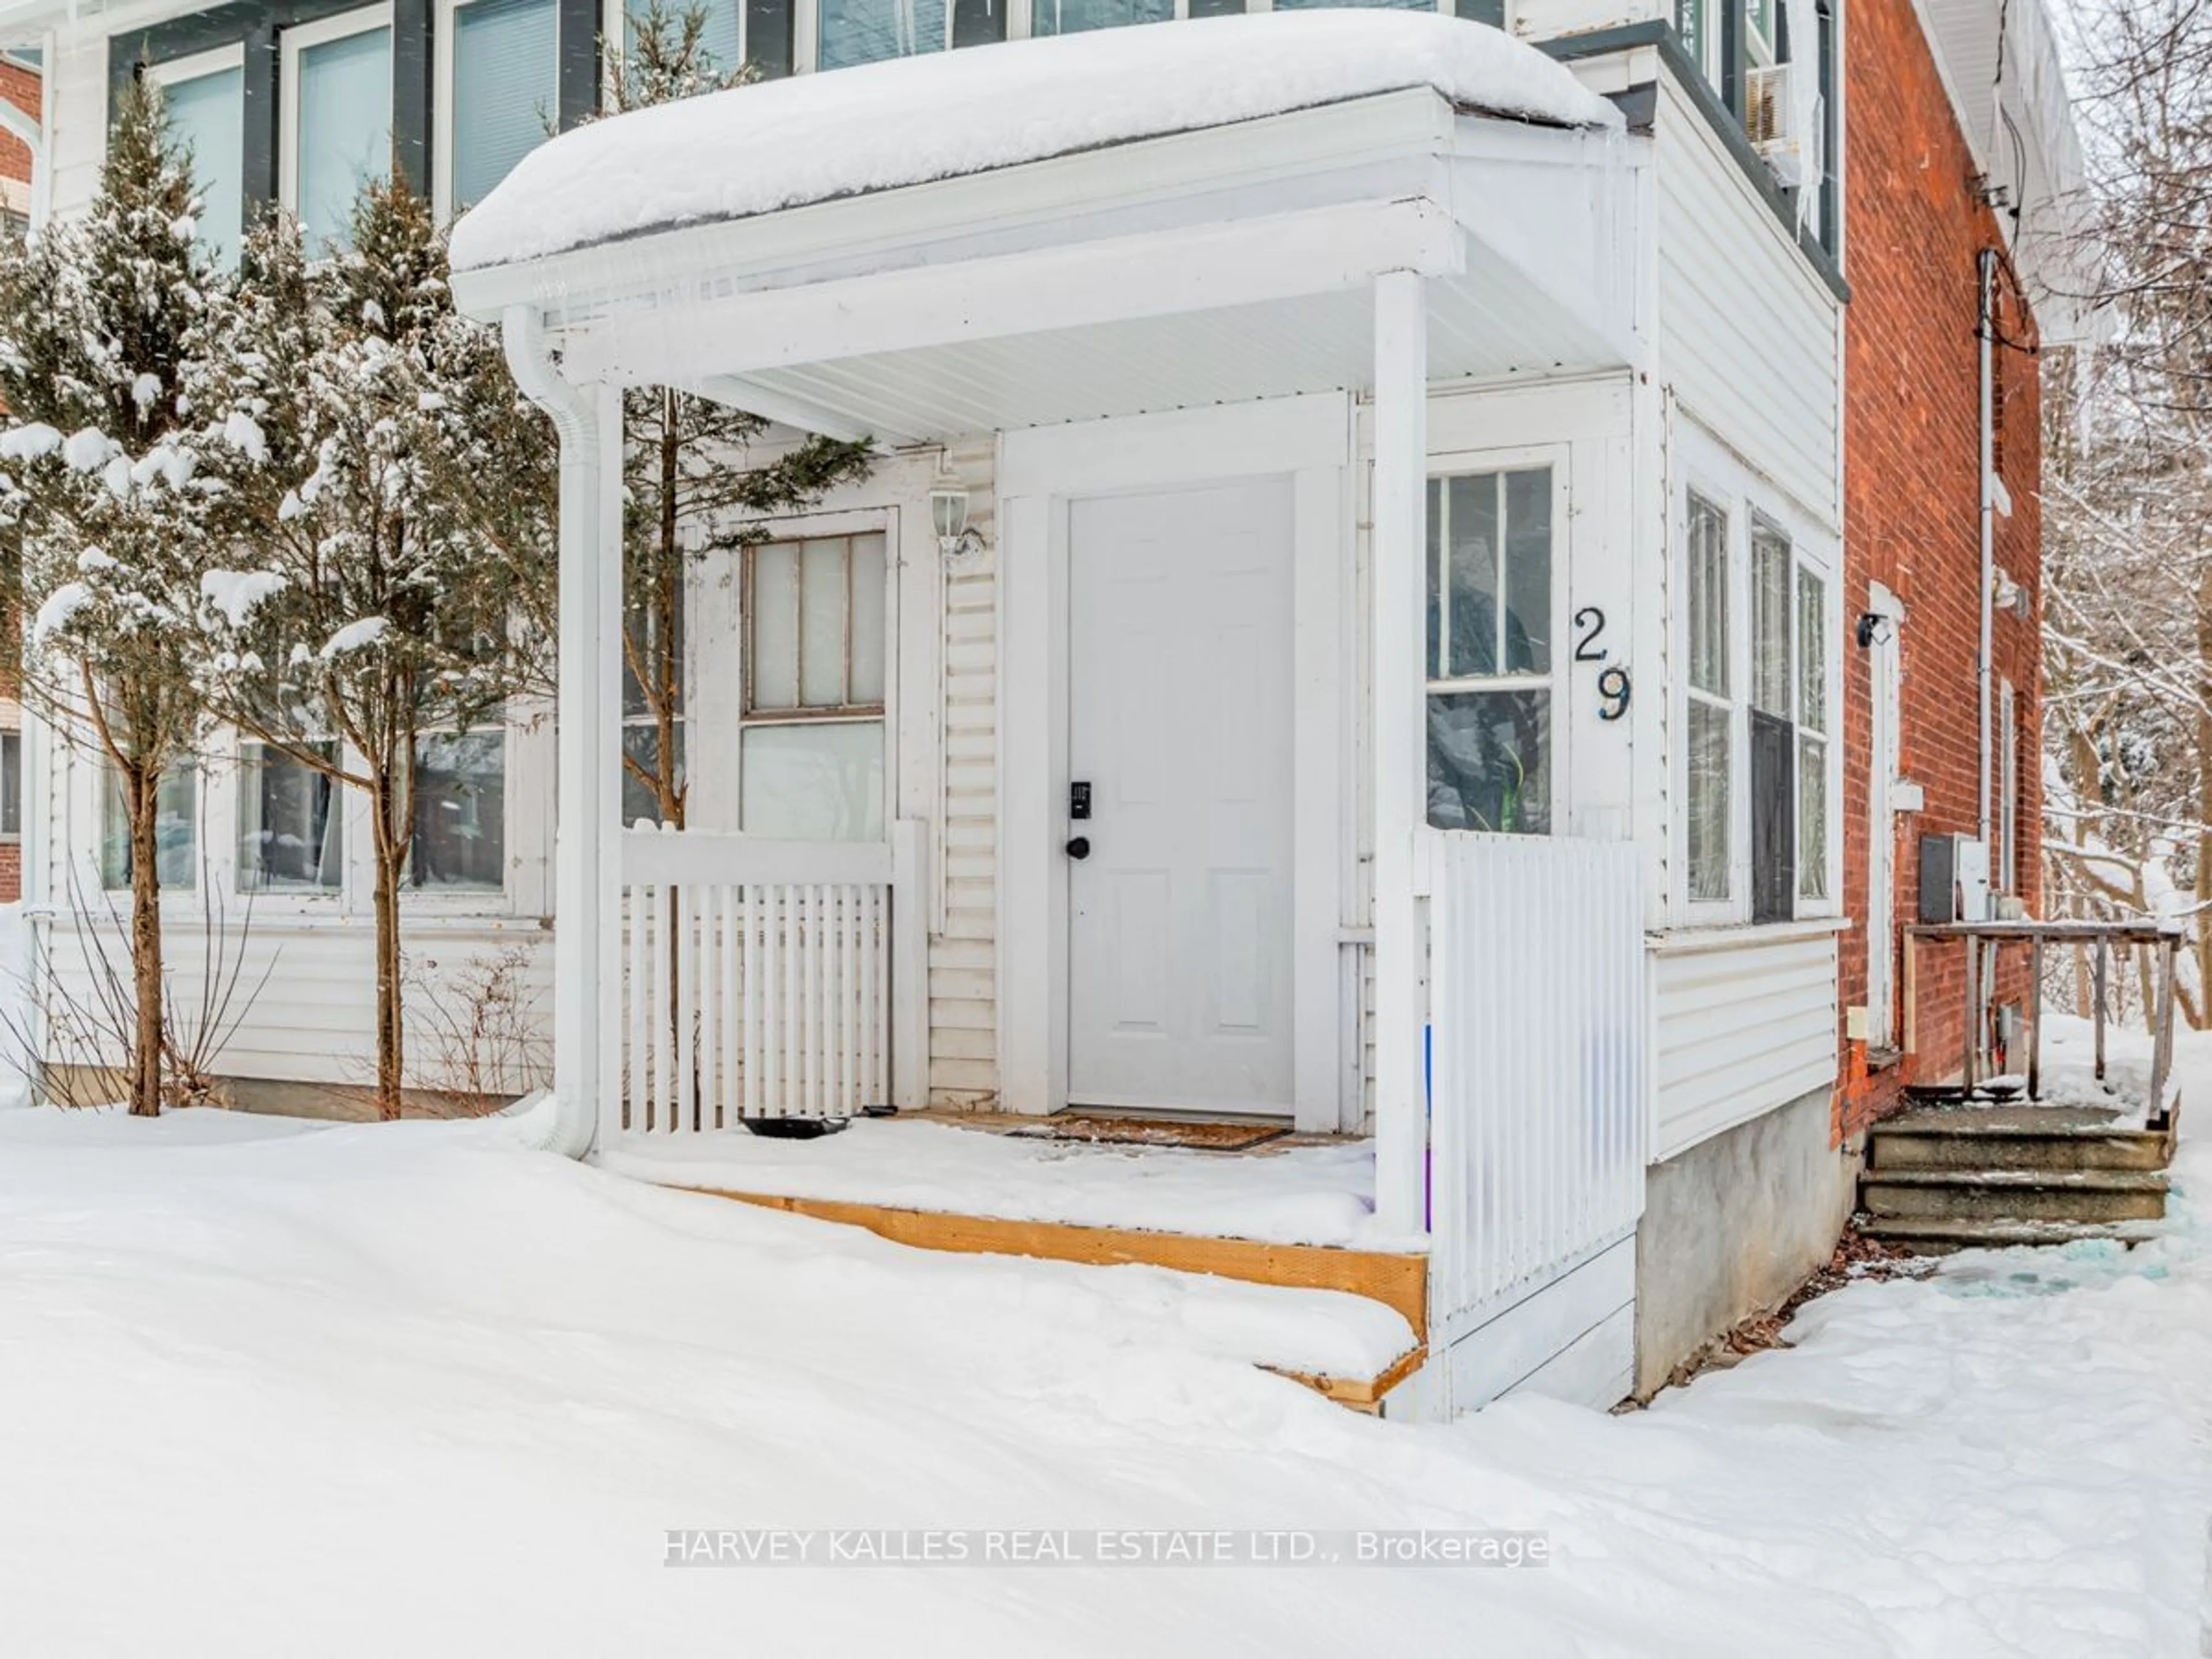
1425, 467, 1553, 836
740, 532, 887, 840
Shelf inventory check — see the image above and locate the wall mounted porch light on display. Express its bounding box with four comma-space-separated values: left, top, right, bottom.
931, 475, 987, 566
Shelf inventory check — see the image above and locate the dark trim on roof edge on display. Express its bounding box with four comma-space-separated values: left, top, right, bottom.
1543, 20, 1849, 305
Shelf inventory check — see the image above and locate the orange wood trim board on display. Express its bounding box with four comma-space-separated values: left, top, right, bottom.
688, 1186, 1429, 1344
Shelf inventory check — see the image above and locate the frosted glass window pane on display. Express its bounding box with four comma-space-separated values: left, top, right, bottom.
453, 0, 558, 209
1029, 0, 1172, 34
740, 722, 884, 840
1272, 0, 1434, 10
817, 0, 946, 70
165, 67, 244, 267
799, 538, 847, 707
849, 533, 887, 706
297, 26, 392, 251
750, 542, 799, 710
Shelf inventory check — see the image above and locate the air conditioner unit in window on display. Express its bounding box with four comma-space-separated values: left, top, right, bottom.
1745, 64, 1817, 190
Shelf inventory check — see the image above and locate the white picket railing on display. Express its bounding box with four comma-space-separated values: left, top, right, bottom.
1426, 832, 1646, 1344
619, 823, 924, 1130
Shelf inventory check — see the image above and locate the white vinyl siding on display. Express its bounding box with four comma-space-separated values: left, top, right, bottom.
1652, 927, 1839, 1157
930, 442, 998, 1104
1654, 72, 1842, 532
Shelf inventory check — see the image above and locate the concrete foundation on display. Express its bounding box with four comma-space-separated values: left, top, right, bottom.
1634, 1085, 1858, 1397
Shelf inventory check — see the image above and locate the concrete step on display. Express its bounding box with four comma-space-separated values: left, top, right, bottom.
1854, 1214, 2169, 1255
1859, 1166, 2169, 1225
1869, 1127, 2170, 1173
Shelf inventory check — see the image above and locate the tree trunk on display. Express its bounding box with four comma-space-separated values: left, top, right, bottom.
370, 772, 408, 1121
127, 763, 165, 1117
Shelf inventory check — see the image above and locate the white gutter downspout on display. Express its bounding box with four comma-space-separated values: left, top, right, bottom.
498, 304, 604, 1161
1977, 247, 1997, 853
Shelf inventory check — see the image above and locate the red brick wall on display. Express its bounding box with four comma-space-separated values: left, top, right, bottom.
0, 59, 34, 191
1838, 0, 2045, 1139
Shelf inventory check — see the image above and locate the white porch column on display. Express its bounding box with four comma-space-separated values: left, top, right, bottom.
1372, 270, 1428, 1237
547, 379, 626, 1152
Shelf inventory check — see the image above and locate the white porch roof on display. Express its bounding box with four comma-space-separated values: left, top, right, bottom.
449, 16, 1647, 442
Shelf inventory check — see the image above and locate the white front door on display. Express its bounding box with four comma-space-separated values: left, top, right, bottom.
1066, 479, 1296, 1115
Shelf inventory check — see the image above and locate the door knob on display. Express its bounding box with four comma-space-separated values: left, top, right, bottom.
1065, 836, 1091, 860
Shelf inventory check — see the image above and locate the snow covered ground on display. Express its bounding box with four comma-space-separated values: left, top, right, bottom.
0, 1100, 2206, 1656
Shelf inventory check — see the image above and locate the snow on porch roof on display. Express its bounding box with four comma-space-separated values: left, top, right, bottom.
447, 12, 1620, 275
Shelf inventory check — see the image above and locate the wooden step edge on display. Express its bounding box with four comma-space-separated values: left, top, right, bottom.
1270, 1343, 1428, 1413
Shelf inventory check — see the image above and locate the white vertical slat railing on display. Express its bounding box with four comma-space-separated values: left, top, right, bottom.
619, 824, 925, 1130
1426, 832, 1647, 1345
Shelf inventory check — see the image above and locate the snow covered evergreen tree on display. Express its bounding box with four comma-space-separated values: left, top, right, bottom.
192, 179, 552, 1119
0, 75, 225, 1115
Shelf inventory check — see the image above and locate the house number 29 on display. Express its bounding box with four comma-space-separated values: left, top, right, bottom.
1573, 606, 1633, 722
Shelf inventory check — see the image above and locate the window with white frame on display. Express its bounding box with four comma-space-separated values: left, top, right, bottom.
238, 741, 343, 893
0, 730, 19, 840
1425, 467, 1554, 836
1682, 483, 1835, 925
1685, 490, 1732, 902
445, 0, 559, 213
409, 731, 507, 892
740, 532, 887, 840
101, 765, 199, 891
150, 50, 245, 268
282, 8, 393, 251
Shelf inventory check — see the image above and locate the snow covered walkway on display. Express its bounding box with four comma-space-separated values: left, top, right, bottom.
0, 1104, 2205, 1656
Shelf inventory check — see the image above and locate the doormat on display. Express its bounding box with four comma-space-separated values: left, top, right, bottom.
1007, 1116, 1291, 1152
